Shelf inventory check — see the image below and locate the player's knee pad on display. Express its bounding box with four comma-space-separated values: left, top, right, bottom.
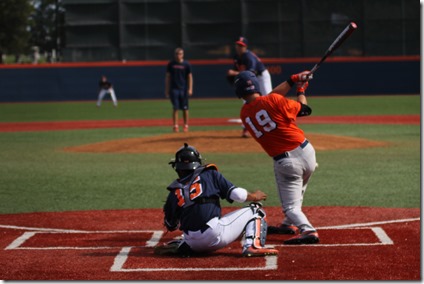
247, 202, 266, 218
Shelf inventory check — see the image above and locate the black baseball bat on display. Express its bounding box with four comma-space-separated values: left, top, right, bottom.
309, 22, 358, 75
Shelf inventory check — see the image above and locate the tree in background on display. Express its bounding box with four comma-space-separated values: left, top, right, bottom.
29, 0, 65, 62
0, 0, 33, 63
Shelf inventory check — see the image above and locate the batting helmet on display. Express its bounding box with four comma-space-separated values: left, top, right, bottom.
170, 143, 202, 171
234, 71, 261, 98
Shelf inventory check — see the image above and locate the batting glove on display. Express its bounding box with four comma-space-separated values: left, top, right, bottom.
296, 81, 309, 95
291, 71, 313, 83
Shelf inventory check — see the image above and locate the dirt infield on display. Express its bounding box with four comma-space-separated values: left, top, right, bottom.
0, 114, 419, 132
64, 130, 388, 154
0, 206, 420, 280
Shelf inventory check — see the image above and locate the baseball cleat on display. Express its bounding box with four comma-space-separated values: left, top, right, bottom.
173, 125, 179, 133
183, 125, 189, 132
283, 231, 319, 245
242, 246, 278, 257
267, 224, 299, 235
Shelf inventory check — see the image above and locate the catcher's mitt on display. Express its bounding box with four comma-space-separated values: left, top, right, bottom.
154, 240, 195, 258
154, 240, 181, 256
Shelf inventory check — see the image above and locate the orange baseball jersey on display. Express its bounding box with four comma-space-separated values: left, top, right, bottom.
240, 93, 305, 157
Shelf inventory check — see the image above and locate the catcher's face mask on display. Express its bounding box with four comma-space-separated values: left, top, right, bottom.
169, 143, 202, 171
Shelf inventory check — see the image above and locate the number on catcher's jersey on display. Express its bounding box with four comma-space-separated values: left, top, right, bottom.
245, 109, 277, 138
174, 176, 203, 207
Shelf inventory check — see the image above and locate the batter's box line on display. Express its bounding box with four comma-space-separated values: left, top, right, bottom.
316, 217, 420, 230
2, 217, 418, 251
109, 226, 394, 272
110, 246, 278, 272
276, 226, 394, 248
4, 230, 164, 250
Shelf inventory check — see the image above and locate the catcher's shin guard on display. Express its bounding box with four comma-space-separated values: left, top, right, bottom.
245, 217, 268, 248
245, 206, 268, 249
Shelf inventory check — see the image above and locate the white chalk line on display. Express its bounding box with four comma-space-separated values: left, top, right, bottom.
0, 216, 418, 234
110, 246, 278, 272
0, 224, 160, 233
5, 232, 37, 250
1, 217, 418, 272
316, 217, 420, 230
2, 217, 418, 250
278, 226, 394, 248
4, 229, 163, 250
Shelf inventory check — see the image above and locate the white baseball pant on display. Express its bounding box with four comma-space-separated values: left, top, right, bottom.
183, 206, 259, 253
97, 88, 118, 107
273, 140, 317, 232
257, 69, 273, 95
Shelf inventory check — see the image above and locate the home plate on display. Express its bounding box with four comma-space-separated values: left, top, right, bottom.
227, 118, 242, 123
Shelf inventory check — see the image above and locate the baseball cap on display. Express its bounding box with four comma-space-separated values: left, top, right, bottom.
235, 36, 248, 47
234, 71, 261, 98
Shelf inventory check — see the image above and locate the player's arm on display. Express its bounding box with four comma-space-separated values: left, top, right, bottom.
212, 170, 266, 203
227, 69, 239, 76
165, 72, 170, 98
227, 56, 240, 76
271, 71, 312, 96
187, 73, 193, 96
228, 186, 267, 203
296, 82, 312, 116
163, 192, 180, 231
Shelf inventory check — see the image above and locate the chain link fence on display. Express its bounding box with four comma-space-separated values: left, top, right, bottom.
62, 0, 420, 62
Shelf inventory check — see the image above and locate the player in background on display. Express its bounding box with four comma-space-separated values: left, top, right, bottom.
165, 48, 193, 133
154, 143, 278, 257
227, 37, 273, 137
234, 70, 319, 245
96, 75, 118, 107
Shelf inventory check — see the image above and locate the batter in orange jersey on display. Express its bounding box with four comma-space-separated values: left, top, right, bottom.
235, 70, 319, 245
240, 93, 306, 157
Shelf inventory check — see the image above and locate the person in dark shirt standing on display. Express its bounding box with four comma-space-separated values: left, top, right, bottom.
165, 48, 193, 133
96, 75, 118, 107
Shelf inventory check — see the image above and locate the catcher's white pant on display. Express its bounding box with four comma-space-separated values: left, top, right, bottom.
257, 69, 272, 95
97, 88, 118, 107
273, 140, 317, 232
183, 207, 258, 253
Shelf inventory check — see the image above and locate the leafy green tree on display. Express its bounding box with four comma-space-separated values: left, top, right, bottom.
0, 0, 33, 62
29, 0, 65, 59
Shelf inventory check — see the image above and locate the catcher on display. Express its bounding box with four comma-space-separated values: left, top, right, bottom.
154, 143, 278, 257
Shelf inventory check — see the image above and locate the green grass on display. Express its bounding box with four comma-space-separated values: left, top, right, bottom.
0, 95, 420, 214
0, 95, 419, 122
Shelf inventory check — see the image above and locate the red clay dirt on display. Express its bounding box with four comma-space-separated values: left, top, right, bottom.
0, 114, 419, 132
0, 207, 420, 280
63, 130, 388, 154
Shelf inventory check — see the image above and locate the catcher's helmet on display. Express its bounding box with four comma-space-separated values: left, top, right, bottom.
234, 71, 261, 98
170, 143, 202, 171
